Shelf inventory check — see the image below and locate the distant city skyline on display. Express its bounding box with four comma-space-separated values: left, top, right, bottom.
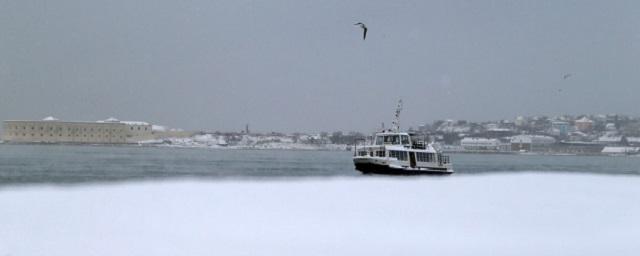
4, 112, 639, 135
1, 1, 639, 133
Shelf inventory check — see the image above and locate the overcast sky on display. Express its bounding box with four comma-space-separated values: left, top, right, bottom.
1, 0, 638, 132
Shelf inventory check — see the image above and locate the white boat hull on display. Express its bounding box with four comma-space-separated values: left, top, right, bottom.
353, 157, 453, 175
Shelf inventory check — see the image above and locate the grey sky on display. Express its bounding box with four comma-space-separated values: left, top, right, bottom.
1, 0, 638, 133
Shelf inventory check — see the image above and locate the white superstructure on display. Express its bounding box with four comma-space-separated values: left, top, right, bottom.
353, 131, 453, 174
352, 100, 453, 175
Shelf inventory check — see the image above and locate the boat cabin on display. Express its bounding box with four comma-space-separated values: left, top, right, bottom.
374, 132, 411, 146
353, 130, 452, 174
351, 99, 453, 174
371, 131, 427, 150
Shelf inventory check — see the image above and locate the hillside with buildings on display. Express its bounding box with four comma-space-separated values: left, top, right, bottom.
0, 117, 359, 151
410, 114, 640, 155
3, 114, 640, 155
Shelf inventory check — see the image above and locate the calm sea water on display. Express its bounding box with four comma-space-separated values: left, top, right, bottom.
1, 144, 639, 185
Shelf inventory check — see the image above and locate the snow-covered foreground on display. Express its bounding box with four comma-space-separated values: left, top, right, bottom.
2, 174, 639, 255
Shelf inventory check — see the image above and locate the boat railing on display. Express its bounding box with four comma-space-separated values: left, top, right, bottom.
355, 145, 386, 157
438, 155, 450, 165
353, 138, 366, 157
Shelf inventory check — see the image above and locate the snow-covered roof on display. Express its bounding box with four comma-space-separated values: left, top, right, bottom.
487, 128, 512, 132
597, 135, 622, 143
460, 137, 500, 145
461, 137, 499, 142
42, 116, 59, 121
570, 131, 588, 137
575, 117, 593, 123
510, 135, 556, 144
375, 131, 411, 136
436, 120, 471, 133
122, 121, 150, 126
96, 117, 149, 126
97, 117, 120, 123
605, 123, 617, 131
484, 123, 498, 129
602, 146, 639, 154
152, 125, 168, 132
627, 137, 640, 143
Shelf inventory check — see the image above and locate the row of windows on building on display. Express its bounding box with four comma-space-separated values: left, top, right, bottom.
9, 133, 124, 139
7, 126, 126, 133
8, 125, 149, 131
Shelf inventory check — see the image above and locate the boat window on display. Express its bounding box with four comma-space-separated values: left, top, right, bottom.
382, 135, 402, 145
416, 152, 435, 162
389, 151, 408, 161
416, 152, 427, 162
375, 136, 383, 145
401, 135, 410, 145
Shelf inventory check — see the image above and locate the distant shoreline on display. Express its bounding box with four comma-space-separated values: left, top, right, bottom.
3, 141, 640, 156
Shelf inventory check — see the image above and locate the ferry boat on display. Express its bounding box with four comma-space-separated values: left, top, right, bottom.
353, 100, 454, 175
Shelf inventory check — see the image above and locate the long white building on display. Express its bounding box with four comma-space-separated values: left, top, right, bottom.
510, 135, 556, 152
460, 137, 501, 151
2, 117, 153, 144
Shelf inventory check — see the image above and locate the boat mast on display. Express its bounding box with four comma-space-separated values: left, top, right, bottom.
391, 99, 403, 132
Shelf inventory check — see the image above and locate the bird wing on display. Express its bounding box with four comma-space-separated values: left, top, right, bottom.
363, 27, 367, 40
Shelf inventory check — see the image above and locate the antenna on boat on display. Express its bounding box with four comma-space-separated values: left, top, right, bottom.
392, 99, 403, 132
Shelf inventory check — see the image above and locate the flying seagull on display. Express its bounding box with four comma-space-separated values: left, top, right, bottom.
354, 22, 367, 40
562, 73, 572, 80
